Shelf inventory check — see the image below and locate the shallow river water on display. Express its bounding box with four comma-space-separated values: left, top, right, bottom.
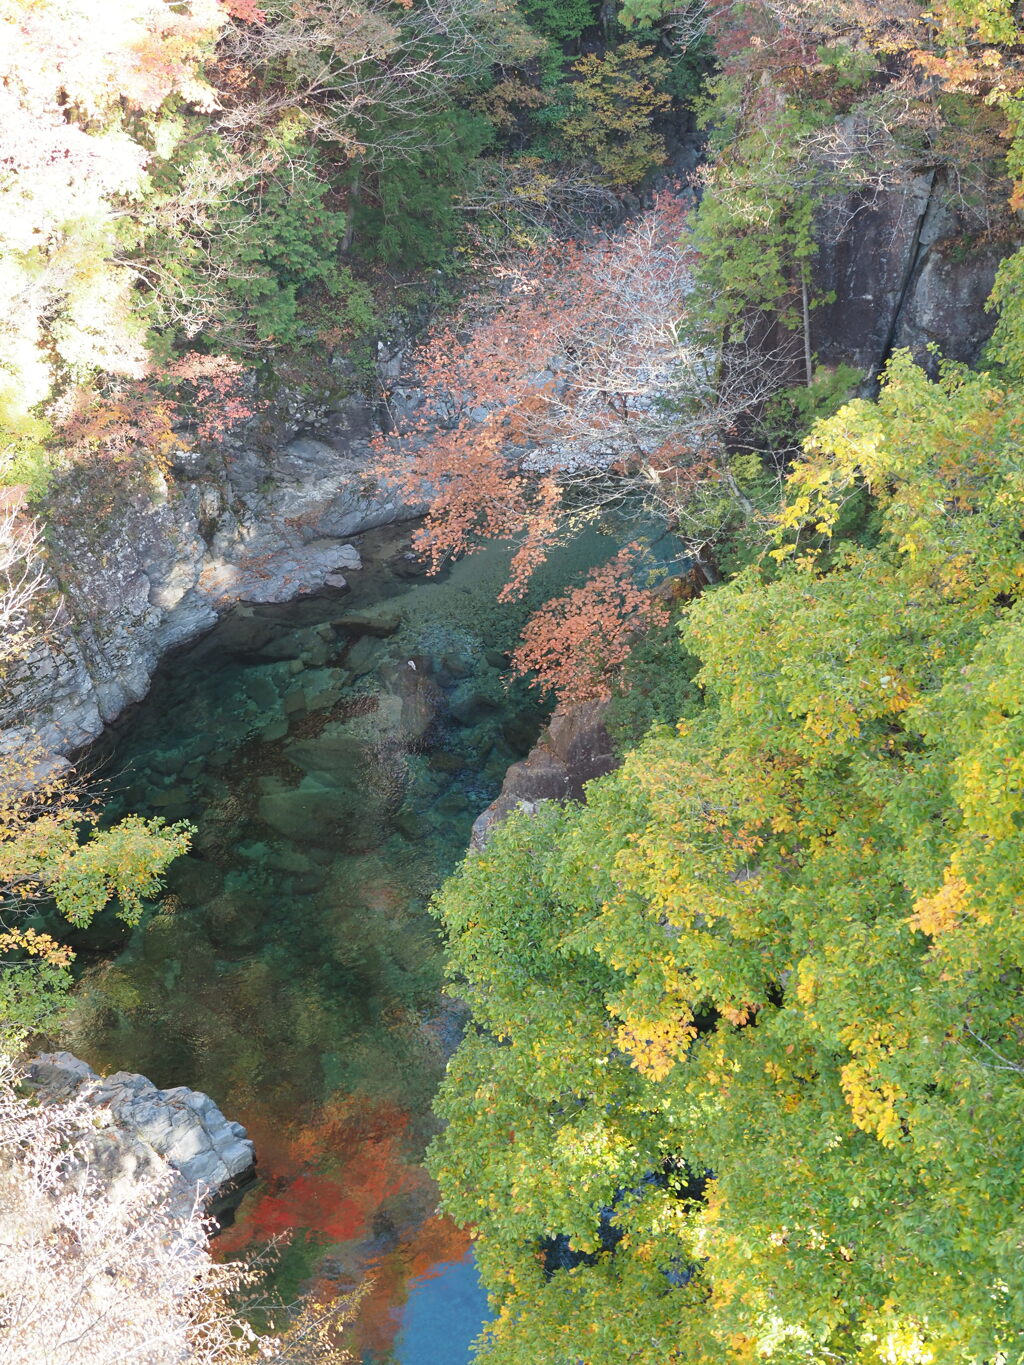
66, 522, 620, 1362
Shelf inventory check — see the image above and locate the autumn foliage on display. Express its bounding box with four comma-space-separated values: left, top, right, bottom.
510, 545, 668, 705
430, 350, 1024, 1365
376, 192, 695, 591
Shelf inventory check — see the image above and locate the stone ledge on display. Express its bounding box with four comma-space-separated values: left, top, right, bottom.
25, 1051, 256, 1224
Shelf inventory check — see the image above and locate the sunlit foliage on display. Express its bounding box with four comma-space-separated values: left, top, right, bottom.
0, 1062, 359, 1363
557, 42, 671, 188
430, 349, 1024, 1363
0, 747, 190, 1047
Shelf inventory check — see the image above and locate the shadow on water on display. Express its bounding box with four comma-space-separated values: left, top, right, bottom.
61, 521, 621, 1362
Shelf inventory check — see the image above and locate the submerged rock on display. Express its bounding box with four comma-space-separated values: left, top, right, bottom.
284, 727, 364, 776
165, 855, 225, 908
449, 688, 500, 727
203, 892, 265, 952
333, 611, 402, 637
257, 772, 384, 849
25, 1052, 256, 1221
400, 672, 444, 741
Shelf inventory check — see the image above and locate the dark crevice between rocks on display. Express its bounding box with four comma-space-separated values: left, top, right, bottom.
871, 167, 937, 389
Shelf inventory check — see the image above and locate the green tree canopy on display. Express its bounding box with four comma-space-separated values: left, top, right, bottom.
0, 750, 190, 1049
430, 350, 1024, 1364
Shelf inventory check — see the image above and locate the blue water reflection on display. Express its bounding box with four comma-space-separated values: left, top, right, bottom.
393, 1252, 489, 1365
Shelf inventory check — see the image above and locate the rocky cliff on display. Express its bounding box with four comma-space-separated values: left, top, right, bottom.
25, 1051, 255, 1223
470, 700, 617, 849
5, 181, 1014, 767
811, 169, 1013, 379
1, 359, 425, 762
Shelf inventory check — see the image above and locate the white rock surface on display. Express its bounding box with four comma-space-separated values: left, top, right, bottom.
25, 1051, 255, 1211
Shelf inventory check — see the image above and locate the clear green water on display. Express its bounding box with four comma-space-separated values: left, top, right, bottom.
65, 522, 619, 1361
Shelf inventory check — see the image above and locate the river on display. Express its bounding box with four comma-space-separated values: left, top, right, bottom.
64, 520, 622, 1362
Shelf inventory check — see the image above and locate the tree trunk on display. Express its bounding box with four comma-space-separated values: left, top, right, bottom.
341, 159, 362, 255
720, 462, 756, 520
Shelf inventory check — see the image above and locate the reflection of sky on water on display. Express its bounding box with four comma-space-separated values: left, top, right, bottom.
393, 1252, 489, 1365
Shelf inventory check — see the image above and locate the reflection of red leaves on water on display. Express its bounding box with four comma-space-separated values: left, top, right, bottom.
397, 1213, 474, 1287
214, 1092, 472, 1358
249, 1165, 387, 1244
338, 1215, 474, 1359
216, 1094, 417, 1255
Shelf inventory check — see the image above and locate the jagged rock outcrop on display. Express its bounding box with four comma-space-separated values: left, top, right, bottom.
470, 700, 616, 849
25, 1051, 255, 1220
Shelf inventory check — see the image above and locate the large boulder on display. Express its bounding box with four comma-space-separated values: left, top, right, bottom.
470, 700, 616, 850
24, 1052, 255, 1221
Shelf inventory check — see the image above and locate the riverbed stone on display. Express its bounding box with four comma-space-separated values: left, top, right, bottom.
440, 653, 473, 679
204, 893, 263, 952
166, 856, 225, 908
284, 729, 364, 777
428, 749, 465, 774
395, 674, 440, 741
450, 689, 500, 727
257, 774, 378, 847
342, 636, 380, 679
334, 611, 402, 637
283, 686, 308, 716
254, 632, 307, 662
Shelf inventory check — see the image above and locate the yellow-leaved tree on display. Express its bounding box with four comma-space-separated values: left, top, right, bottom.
429, 350, 1024, 1364
0, 499, 190, 1049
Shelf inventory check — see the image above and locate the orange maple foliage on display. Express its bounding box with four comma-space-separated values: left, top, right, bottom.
375, 192, 694, 596
165, 352, 257, 444
510, 544, 668, 705
50, 353, 256, 501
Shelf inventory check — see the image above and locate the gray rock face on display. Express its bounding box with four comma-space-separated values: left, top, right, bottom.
25, 1051, 255, 1215
811, 170, 1014, 377
1, 383, 425, 761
